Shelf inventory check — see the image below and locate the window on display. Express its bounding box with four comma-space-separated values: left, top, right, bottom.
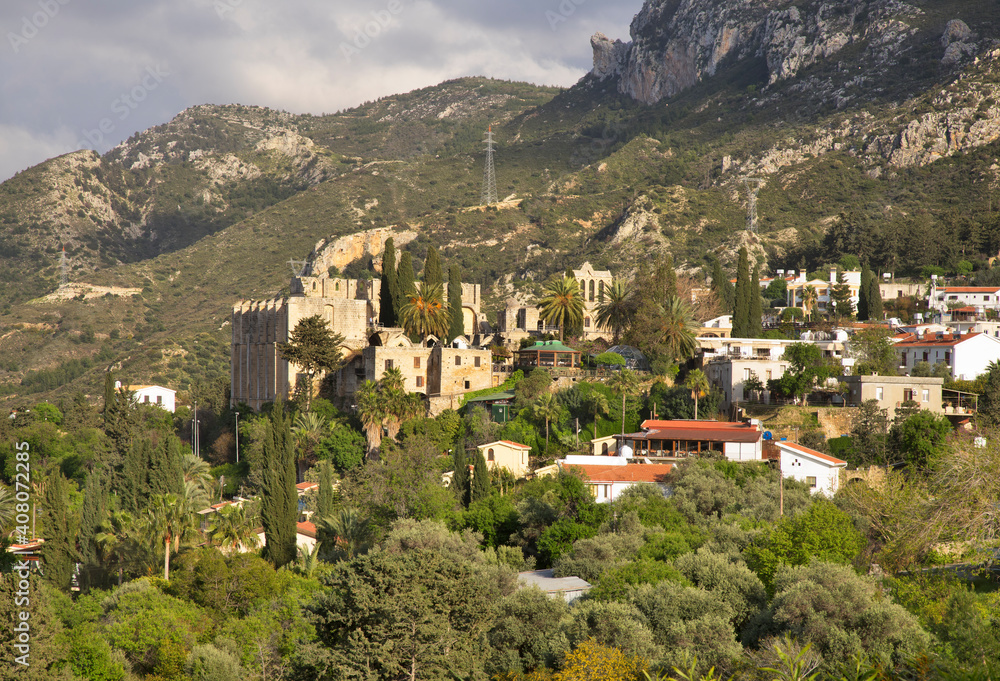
922, 389, 929, 403
744, 368, 751, 381
986, 296, 992, 301
487, 448, 494, 462
806, 476, 817, 488
143, 395, 150, 403
156, 395, 162, 404
455, 356, 461, 366
903, 389, 914, 402
599, 281, 605, 302
414, 357, 421, 368
474, 356, 481, 368
876, 387, 884, 401
464, 380, 471, 390
589, 280, 595, 302
766, 370, 772, 380
584, 317, 591, 328
944, 351, 951, 364
601, 443, 608, 455
384, 359, 394, 370
335, 281, 340, 291
922, 351, 928, 362
416, 376, 424, 388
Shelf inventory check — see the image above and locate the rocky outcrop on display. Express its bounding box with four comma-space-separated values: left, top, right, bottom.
305, 227, 418, 276
593, 0, 921, 104
941, 19, 975, 65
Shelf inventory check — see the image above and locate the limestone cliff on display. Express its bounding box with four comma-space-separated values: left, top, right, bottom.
592, 0, 940, 105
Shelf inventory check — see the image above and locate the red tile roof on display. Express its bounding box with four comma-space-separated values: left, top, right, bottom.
296, 482, 319, 491
500, 440, 531, 449
296, 522, 317, 538
894, 331, 981, 348
567, 463, 673, 483
779, 441, 847, 466
636, 420, 762, 443
937, 287, 1000, 293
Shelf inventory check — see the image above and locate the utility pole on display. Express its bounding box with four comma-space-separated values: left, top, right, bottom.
235, 411, 240, 464
480, 125, 498, 206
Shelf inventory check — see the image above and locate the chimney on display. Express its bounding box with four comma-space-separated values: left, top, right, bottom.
830, 269, 837, 284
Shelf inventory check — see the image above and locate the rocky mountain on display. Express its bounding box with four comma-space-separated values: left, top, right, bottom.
0, 0, 998, 403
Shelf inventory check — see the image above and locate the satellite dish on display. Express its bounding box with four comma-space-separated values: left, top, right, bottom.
763, 431, 773, 441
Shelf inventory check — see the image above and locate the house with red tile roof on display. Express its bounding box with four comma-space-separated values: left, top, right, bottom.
614, 419, 763, 461
774, 440, 847, 497
894, 330, 1000, 380
929, 284, 1000, 314
559, 455, 672, 502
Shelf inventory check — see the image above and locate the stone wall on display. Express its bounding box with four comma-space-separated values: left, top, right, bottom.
231, 298, 289, 411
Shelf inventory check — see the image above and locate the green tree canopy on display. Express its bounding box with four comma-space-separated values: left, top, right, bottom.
277, 315, 345, 411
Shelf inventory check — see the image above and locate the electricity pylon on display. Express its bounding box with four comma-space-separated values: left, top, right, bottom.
480, 125, 498, 206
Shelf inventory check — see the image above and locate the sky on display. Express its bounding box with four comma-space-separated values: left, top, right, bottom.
0, 0, 637, 182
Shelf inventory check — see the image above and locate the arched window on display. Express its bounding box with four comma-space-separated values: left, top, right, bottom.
335, 281, 340, 291
601, 443, 608, 455
487, 449, 495, 461
312, 282, 316, 291
589, 280, 595, 302
599, 281, 605, 302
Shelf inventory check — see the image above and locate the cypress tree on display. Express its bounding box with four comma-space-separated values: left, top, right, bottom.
867, 270, 883, 320
658, 254, 678, 301
733, 247, 751, 337
396, 251, 416, 309
317, 460, 335, 519
447, 266, 465, 342
379, 238, 397, 327
40, 473, 76, 590
118, 437, 151, 514
78, 469, 106, 589
148, 435, 184, 498
471, 450, 491, 502
452, 447, 470, 507
710, 259, 735, 314
748, 264, 763, 338
261, 400, 297, 568
858, 265, 872, 320
423, 246, 444, 295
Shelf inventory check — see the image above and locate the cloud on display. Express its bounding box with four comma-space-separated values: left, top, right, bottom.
0, 0, 637, 181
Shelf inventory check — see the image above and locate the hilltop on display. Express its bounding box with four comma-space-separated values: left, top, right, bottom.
0, 0, 999, 403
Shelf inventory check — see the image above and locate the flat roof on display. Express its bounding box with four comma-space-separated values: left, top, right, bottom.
518, 569, 591, 592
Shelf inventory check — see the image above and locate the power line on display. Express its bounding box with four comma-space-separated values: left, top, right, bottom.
480, 125, 497, 207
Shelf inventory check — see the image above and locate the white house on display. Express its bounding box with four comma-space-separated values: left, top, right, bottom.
616, 419, 764, 462
928, 285, 1000, 314
786, 269, 862, 316
116, 381, 176, 413
894, 331, 1000, 380
775, 441, 847, 497
560, 454, 672, 502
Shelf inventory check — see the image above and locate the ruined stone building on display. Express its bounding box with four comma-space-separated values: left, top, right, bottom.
230, 230, 485, 410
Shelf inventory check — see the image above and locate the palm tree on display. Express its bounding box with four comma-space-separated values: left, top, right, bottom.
356, 380, 384, 456
317, 507, 372, 562
400, 282, 450, 340
293, 411, 329, 482
531, 392, 563, 453
147, 493, 196, 580
537, 275, 584, 342
208, 503, 260, 553
801, 285, 818, 321
96, 510, 140, 585
608, 369, 641, 439
295, 544, 321, 577
181, 453, 214, 500
684, 369, 711, 420
595, 279, 632, 343
653, 296, 699, 364
0, 485, 16, 532
586, 392, 610, 440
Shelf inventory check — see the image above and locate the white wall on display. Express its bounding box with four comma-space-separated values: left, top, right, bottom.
134, 386, 176, 413
780, 451, 841, 496
724, 440, 762, 462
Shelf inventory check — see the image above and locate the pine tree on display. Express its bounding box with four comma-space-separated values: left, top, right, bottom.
732, 247, 751, 337
423, 246, 444, 294
748, 264, 763, 338
447, 265, 465, 342
396, 251, 416, 312
471, 450, 491, 501
261, 400, 298, 568
710, 259, 735, 314
832, 269, 854, 320
858, 264, 872, 321
379, 238, 397, 327
452, 448, 470, 507
77, 469, 105, 588
40, 473, 76, 590
317, 460, 335, 519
